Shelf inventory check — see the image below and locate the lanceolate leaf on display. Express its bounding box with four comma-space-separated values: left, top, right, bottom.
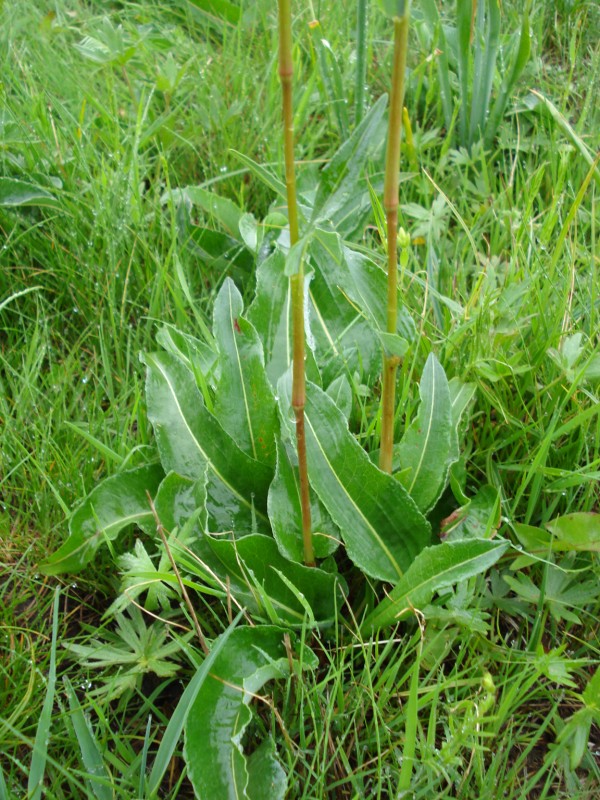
247, 249, 291, 388
0, 177, 60, 209
396, 354, 453, 514
213, 279, 277, 465
363, 539, 509, 631
279, 375, 431, 581
268, 439, 339, 562
311, 94, 387, 237
40, 464, 164, 575
143, 350, 272, 532
308, 232, 381, 378
184, 627, 314, 799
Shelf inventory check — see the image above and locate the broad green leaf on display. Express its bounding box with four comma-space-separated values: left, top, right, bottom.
154, 471, 208, 534
213, 279, 277, 466
513, 514, 600, 566
363, 539, 509, 630
170, 185, 243, 237
186, 0, 241, 25
308, 233, 381, 378
268, 439, 339, 563
325, 374, 353, 422
63, 677, 113, 800
311, 94, 387, 237
155, 324, 218, 402
342, 242, 416, 342
545, 513, 600, 552
143, 350, 272, 532
441, 485, 501, 542
147, 613, 243, 798
187, 226, 253, 275
396, 354, 454, 514
279, 375, 431, 581
184, 627, 313, 799
247, 249, 292, 388
246, 739, 287, 800
0, 177, 60, 208
40, 464, 164, 574
186, 532, 341, 626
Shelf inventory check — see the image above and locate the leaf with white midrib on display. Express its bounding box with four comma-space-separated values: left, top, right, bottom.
213, 279, 277, 465
144, 350, 272, 525
363, 539, 509, 631
397, 354, 454, 514
278, 374, 431, 582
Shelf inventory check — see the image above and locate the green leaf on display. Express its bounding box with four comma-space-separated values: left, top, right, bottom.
441, 485, 501, 542
186, 226, 254, 275
143, 350, 272, 532
325, 374, 353, 421
213, 279, 278, 466
186, 0, 241, 26
312, 95, 387, 237
40, 464, 164, 575
0, 177, 60, 208
279, 375, 431, 581
545, 513, 600, 552
154, 471, 208, 534
171, 185, 243, 237
63, 677, 113, 800
184, 627, 312, 799
246, 739, 287, 800
247, 249, 292, 389
187, 533, 341, 626
28, 589, 60, 800
376, 0, 409, 19
268, 439, 339, 563
308, 233, 381, 378
363, 539, 509, 631
147, 613, 243, 798
396, 354, 454, 514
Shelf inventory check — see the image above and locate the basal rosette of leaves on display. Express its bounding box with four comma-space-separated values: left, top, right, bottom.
40, 34, 512, 800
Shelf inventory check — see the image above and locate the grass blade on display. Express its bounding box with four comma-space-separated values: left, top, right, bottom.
28, 588, 60, 800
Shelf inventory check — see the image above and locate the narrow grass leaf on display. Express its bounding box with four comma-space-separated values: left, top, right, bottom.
40, 464, 164, 574
28, 588, 60, 800
363, 539, 509, 630
63, 677, 112, 800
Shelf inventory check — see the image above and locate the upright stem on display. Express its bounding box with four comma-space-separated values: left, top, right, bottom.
278, 0, 315, 566
379, 9, 410, 474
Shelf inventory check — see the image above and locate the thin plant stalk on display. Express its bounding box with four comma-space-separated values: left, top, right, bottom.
278, 0, 315, 566
379, 5, 410, 474
355, 0, 369, 124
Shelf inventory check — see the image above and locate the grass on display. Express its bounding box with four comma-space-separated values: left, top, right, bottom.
1, 0, 599, 796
